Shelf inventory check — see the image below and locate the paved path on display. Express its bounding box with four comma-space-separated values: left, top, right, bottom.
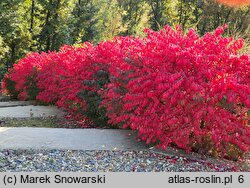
0, 105, 64, 118
0, 101, 37, 108
0, 100, 147, 151
0, 127, 147, 150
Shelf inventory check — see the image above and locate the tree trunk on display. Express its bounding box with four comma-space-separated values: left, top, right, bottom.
51, 0, 61, 50
179, 0, 183, 25
8, 41, 16, 69
45, 0, 52, 52
29, 0, 35, 51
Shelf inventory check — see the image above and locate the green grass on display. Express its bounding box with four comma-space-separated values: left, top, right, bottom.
0, 117, 80, 129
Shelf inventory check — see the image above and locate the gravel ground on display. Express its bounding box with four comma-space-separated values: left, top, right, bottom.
0, 150, 247, 172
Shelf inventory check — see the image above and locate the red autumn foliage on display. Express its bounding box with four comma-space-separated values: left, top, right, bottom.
216, 0, 250, 7
2, 52, 46, 100
2, 25, 249, 158
102, 25, 250, 156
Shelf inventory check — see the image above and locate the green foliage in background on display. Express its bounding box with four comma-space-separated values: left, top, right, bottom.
0, 0, 249, 80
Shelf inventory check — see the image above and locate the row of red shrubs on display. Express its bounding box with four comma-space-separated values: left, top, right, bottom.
2, 25, 250, 159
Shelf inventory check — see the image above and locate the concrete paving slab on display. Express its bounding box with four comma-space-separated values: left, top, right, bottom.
0, 105, 64, 118
0, 128, 147, 150
0, 101, 37, 108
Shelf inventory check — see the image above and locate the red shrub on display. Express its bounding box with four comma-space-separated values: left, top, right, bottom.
3, 25, 249, 158
97, 36, 145, 126
4, 52, 47, 100
37, 43, 110, 125
102, 25, 250, 157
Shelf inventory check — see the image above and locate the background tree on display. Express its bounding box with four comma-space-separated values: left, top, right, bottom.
0, 0, 31, 70
198, 0, 250, 36
0, 0, 249, 80
94, 0, 126, 42
118, 0, 151, 36
70, 0, 98, 44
